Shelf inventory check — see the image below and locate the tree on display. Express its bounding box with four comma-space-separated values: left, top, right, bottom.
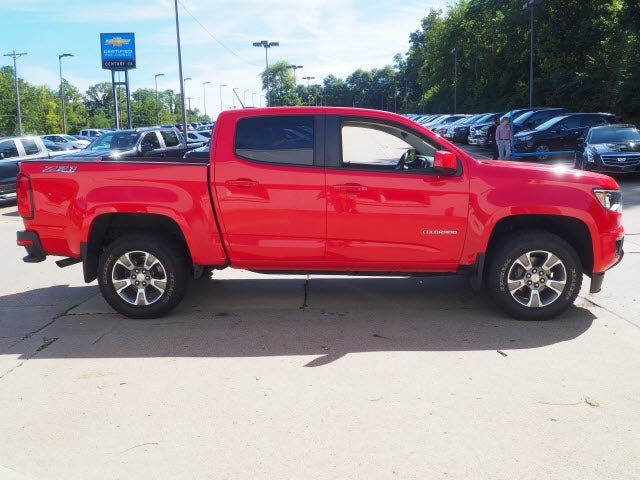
260, 61, 299, 106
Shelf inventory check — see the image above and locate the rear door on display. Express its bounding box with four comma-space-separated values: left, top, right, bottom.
324, 116, 469, 268
212, 114, 326, 264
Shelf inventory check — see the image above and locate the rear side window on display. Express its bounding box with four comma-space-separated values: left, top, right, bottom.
20, 138, 41, 155
0, 139, 19, 158
235, 115, 314, 165
161, 130, 180, 147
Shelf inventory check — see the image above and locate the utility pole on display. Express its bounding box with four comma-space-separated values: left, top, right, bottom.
3, 50, 28, 135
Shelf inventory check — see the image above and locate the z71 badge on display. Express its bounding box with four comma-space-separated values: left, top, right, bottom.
42, 165, 77, 173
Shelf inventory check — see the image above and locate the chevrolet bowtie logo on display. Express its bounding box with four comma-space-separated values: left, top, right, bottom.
106, 37, 130, 47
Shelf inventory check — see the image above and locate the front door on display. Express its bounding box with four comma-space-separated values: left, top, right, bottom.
324, 118, 469, 269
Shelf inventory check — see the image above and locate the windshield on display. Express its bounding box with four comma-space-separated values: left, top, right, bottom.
86, 132, 138, 151
534, 116, 566, 131
590, 127, 640, 144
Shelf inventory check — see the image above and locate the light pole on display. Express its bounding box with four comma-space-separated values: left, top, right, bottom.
174, 0, 188, 135
58, 53, 73, 134
302, 76, 315, 106
451, 47, 460, 114
183, 77, 191, 123
244, 90, 250, 107
154, 73, 165, 125
219, 84, 227, 113
202, 81, 211, 119
287, 64, 303, 84
3, 50, 28, 135
523, 0, 544, 108
233, 87, 240, 109
252, 40, 279, 107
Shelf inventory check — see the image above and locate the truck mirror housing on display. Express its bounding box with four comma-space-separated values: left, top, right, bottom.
433, 150, 457, 172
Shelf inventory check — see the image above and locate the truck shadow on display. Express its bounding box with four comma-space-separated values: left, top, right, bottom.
3, 275, 596, 367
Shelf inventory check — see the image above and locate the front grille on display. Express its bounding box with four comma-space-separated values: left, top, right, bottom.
601, 154, 640, 167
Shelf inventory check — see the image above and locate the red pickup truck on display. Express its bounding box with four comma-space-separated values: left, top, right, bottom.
15, 107, 624, 320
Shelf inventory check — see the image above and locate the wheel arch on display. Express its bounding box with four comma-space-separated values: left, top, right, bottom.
82, 213, 191, 283
483, 214, 593, 281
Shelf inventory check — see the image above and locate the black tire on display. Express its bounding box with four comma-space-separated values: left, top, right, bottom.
535, 144, 550, 161
97, 234, 189, 319
486, 231, 583, 320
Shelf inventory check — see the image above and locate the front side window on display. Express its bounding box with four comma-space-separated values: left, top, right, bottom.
341, 120, 438, 171
235, 115, 314, 165
0, 139, 19, 158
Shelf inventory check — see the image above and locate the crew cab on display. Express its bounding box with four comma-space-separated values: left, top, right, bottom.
16, 107, 625, 320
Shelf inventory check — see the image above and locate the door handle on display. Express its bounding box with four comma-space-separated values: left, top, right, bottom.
333, 184, 368, 192
225, 179, 258, 188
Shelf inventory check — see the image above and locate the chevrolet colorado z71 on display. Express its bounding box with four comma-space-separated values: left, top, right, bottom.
15, 107, 624, 320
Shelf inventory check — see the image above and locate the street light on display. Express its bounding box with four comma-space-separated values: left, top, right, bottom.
183, 77, 191, 123
58, 53, 73, 134
202, 81, 211, 119
219, 84, 227, 113
3, 50, 28, 135
252, 40, 279, 107
302, 76, 315, 106
154, 73, 165, 125
523, 0, 544, 108
451, 47, 460, 114
287, 64, 303, 84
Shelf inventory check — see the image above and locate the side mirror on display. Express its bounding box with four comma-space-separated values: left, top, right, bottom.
433, 150, 458, 173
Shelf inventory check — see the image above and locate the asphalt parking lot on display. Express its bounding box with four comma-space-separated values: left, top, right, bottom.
1, 151, 639, 480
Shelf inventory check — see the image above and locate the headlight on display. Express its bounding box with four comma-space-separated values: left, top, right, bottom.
586, 151, 595, 163
521, 134, 533, 142
593, 189, 622, 212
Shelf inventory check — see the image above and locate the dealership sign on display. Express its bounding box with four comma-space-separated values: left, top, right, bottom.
100, 33, 136, 70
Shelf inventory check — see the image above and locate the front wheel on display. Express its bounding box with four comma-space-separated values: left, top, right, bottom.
98, 234, 189, 319
486, 232, 583, 320
535, 144, 550, 161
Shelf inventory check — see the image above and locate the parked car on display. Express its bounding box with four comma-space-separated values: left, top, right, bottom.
426, 114, 469, 132
42, 138, 78, 157
513, 112, 618, 160
0, 135, 49, 201
183, 131, 210, 149
443, 113, 490, 143
41, 134, 89, 149
78, 128, 111, 139
575, 124, 640, 174
511, 108, 568, 133
58, 126, 187, 159
183, 142, 210, 162
467, 112, 506, 146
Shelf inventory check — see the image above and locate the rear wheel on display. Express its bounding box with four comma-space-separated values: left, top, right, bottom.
487, 231, 582, 320
98, 234, 189, 319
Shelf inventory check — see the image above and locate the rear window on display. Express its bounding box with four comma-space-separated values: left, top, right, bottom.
235, 116, 314, 165
20, 138, 41, 155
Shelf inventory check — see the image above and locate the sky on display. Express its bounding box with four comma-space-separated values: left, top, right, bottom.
3, 0, 452, 118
